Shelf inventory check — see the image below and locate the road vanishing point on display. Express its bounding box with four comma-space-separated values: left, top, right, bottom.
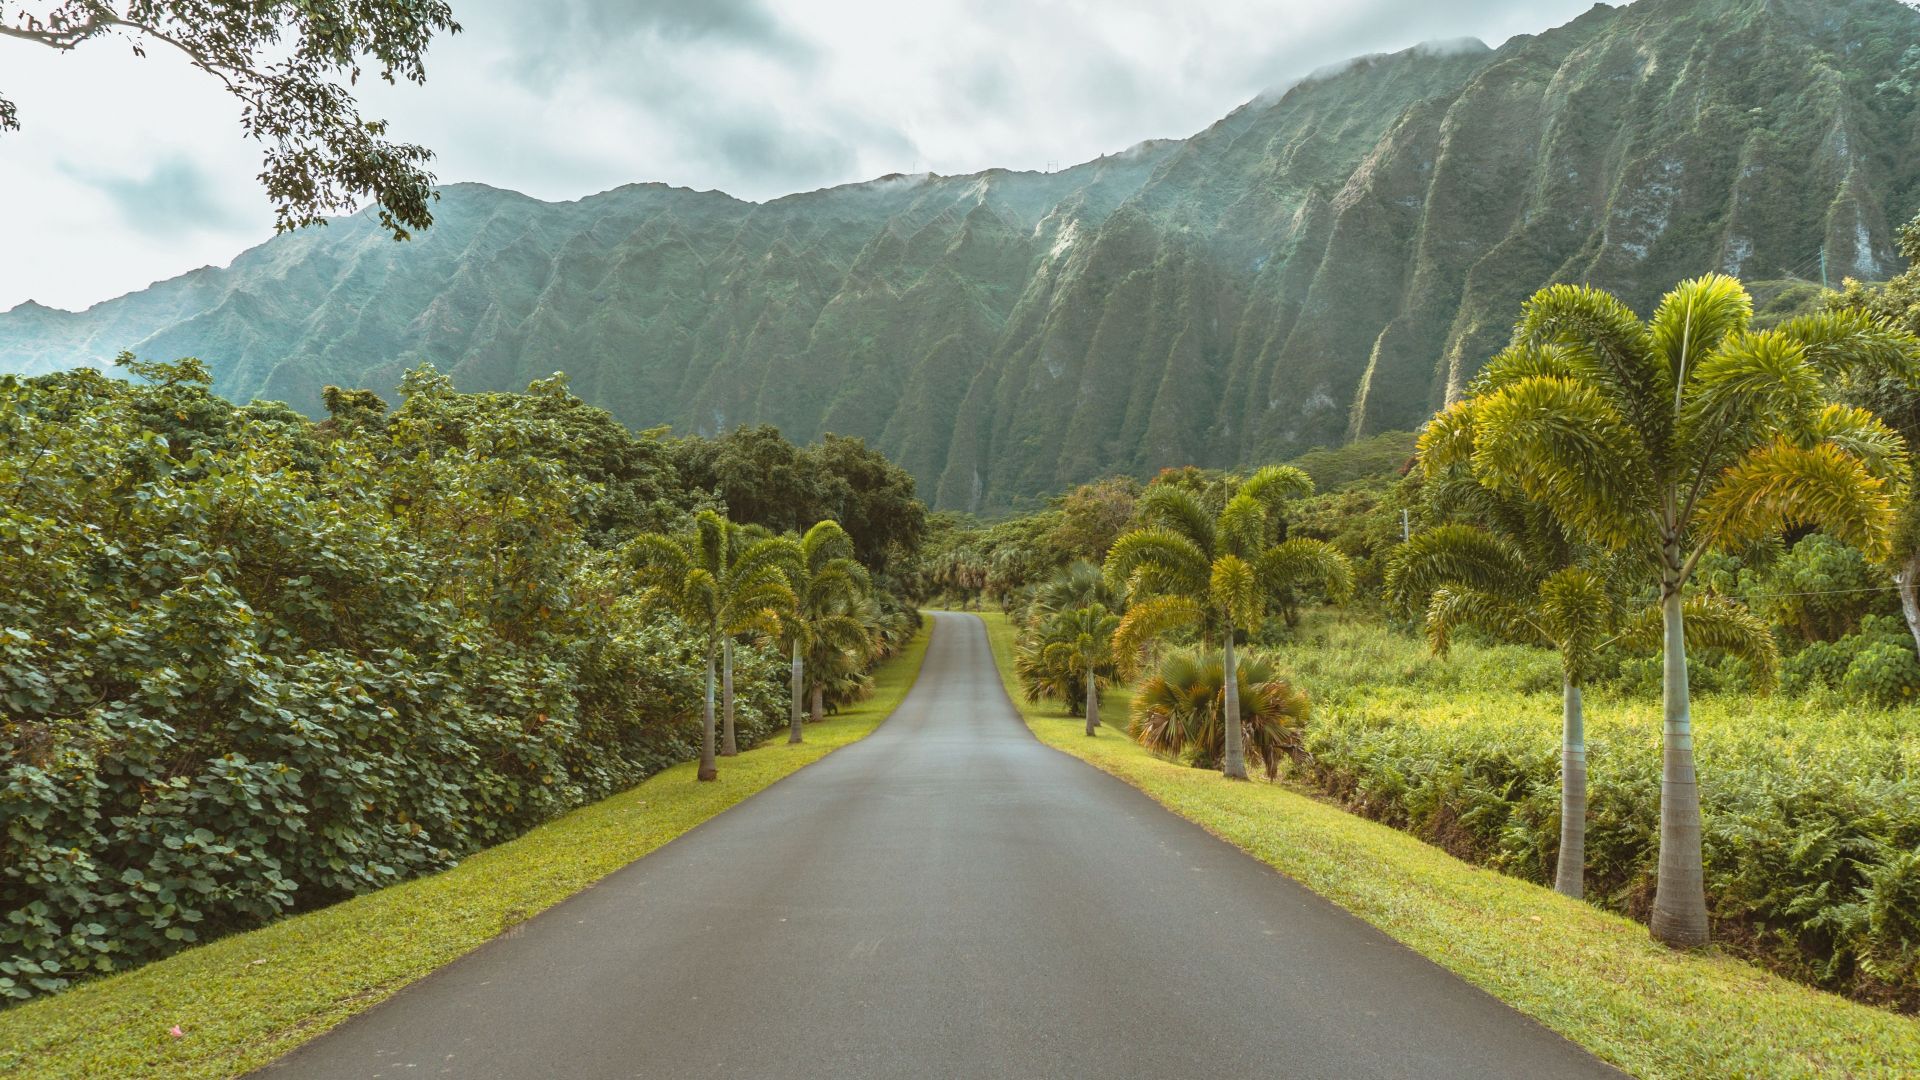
263, 611, 1620, 1079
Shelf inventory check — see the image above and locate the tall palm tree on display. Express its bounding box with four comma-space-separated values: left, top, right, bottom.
1023, 604, 1121, 735
629, 510, 797, 780
1104, 466, 1353, 779
1424, 274, 1911, 945
1386, 525, 1774, 899
1132, 650, 1311, 780
784, 520, 871, 744
719, 523, 795, 758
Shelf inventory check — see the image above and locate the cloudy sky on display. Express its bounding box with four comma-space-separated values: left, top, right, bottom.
0, 0, 1599, 313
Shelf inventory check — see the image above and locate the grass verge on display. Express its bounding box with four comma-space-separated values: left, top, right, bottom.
979, 610, 1920, 1080
0, 622, 931, 1080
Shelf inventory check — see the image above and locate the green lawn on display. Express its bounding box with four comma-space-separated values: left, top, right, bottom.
979, 610, 1920, 1080
0, 623, 931, 1080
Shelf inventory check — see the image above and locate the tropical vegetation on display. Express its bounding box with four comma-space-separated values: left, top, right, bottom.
0, 360, 924, 1005
921, 235, 1920, 1010
1131, 651, 1311, 781
1422, 273, 1914, 945
1101, 466, 1352, 779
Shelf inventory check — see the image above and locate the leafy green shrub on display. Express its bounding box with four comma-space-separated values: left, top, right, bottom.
1781, 615, 1920, 703
1781, 638, 1856, 694
1842, 639, 1920, 706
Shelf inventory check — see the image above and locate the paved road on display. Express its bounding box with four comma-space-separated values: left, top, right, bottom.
263, 612, 1619, 1079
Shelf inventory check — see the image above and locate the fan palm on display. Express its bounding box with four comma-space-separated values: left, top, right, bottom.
1131, 651, 1311, 780
1424, 274, 1912, 945
784, 520, 872, 744
628, 510, 797, 780
1104, 466, 1352, 779
1023, 560, 1121, 622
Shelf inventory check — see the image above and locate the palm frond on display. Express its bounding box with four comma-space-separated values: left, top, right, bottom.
731, 536, 802, 585
1697, 440, 1895, 561
692, 510, 727, 575
800, 519, 856, 570
1651, 273, 1753, 386
1617, 594, 1778, 690
1418, 400, 1477, 473
1256, 538, 1354, 604
1515, 282, 1670, 448
1135, 485, 1217, 551
1474, 342, 1591, 393
1209, 554, 1259, 629
1104, 527, 1210, 597
1113, 594, 1203, 674
1536, 567, 1613, 682
626, 532, 692, 581
1773, 307, 1920, 381
1237, 464, 1314, 512
1384, 524, 1530, 613
1425, 586, 1537, 657
1677, 330, 1822, 461
1216, 492, 1267, 559
1807, 404, 1909, 486
1470, 375, 1651, 548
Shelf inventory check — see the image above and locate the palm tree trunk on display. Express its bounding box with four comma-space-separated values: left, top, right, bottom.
721, 638, 738, 756
788, 639, 804, 744
698, 644, 718, 781
810, 683, 824, 725
1895, 552, 1920, 658
1221, 623, 1247, 780
1650, 582, 1709, 947
1085, 669, 1099, 736
1554, 675, 1586, 900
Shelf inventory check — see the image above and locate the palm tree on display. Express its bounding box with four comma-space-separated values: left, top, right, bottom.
1425, 274, 1911, 945
783, 520, 871, 744
1022, 560, 1121, 623
1387, 525, 1774, 899
1022, 604, 1121, 735
1131, 650, 1311, 780
1104, 466, 1353, 779
804, 592, 891, 722
629, 510, 797, 780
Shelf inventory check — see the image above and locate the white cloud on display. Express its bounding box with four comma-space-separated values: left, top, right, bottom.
0, 0, 1598, 312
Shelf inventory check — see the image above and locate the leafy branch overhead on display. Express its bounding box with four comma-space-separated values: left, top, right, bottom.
0, 0, 460, 238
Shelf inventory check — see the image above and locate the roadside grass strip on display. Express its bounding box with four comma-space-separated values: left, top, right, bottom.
0, 623, 932, 1080
979, 611, 1920, 1080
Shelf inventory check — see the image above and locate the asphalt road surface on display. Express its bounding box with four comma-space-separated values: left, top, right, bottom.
262, 611, 1620, 1079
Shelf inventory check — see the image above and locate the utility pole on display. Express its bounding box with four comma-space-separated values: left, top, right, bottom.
1820, 246, 1829, 290
1402, 508, 1411, 542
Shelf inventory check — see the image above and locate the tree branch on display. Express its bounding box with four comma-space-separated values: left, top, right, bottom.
0, 6, 116, 51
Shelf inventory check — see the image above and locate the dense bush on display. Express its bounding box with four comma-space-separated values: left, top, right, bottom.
0, 363, 801, 1003
1780, 615, 1920, 704
1283, 617, 1920, 1009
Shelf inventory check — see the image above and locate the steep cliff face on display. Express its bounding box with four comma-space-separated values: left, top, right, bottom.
4, 0, 1916, 510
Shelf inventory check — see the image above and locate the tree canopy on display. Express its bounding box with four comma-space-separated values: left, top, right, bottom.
1, 0, 459, 239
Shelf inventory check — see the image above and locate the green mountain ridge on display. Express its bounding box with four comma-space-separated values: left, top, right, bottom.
3, 0, 1916, 510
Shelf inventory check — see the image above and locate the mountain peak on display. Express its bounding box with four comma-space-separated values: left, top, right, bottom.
4, 299, 68, 317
